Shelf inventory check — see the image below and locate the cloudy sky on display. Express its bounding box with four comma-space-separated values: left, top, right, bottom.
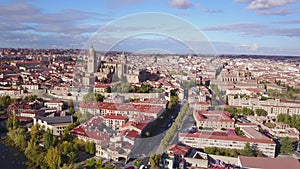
1, 0, 300, 55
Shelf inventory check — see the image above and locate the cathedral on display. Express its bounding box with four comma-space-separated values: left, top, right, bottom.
81, 46, 140, 88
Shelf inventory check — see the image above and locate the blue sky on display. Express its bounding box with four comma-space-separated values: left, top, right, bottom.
0, 0, 300, 55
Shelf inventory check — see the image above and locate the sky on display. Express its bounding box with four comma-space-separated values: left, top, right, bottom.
0, 0, 300, 55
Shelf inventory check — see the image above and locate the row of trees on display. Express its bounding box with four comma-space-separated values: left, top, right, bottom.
224, 106, 254, 118
204, 143, 263, 157
222, 106, 267, 117
160, 104, 189, 150
111, 83, 155, 93
270, 81, 300, 100
280, 137, 294, 154
83, 93, 104, 102
277, 113, 300, 130
255, 108, 268, 117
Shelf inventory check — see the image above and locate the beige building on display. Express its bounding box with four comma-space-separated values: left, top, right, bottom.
194, 110, 235, 130
34, 116, 73, 136
79, 102, 165, 119
103, 114, 127, 130
44, 100, 64, 111
227, 95, 300, 116
179, 131, 276, 158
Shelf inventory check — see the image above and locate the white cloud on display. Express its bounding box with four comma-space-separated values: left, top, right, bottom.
247, 0, 296, 10
201, 8, 223, 13
170, 0, 193, 9
256, 8, 291, 15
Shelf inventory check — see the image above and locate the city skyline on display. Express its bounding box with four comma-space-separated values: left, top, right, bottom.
1, 0, 300, 55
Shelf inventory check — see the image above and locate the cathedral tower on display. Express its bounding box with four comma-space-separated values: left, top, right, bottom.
87, 45, 97, 73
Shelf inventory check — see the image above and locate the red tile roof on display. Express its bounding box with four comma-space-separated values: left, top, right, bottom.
80, 102, 164, 115
238, 156, 300, 169
70, 116, 109, 141
195, 110, 234, 122
168, 144, 191, 157
103, 114, 126, 120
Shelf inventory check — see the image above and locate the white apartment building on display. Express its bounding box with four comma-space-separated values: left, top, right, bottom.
179, 132, 276, 158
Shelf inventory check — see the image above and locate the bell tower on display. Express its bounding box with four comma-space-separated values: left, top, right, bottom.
87, 45, 97, 73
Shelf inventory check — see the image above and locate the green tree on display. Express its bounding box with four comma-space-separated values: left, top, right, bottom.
27, 95, 38, 101
0, 95, 11, 111
168, 89, 179, 109
149, 154, 160, 169
255, 109, 268, 116
60, 163, 79, 169
235, 127, 244, 136
85, 158, 96, 167
44, 130, 55, 150
6, 115, 19, 129
85, 141, 96, 155
83, 92, 96, 102
242, 107, 254, 116
204, 147, 216, 154
105, 86, 111, 93
96, 158, 103, 168
68, 151, 76, 164
25, 139, 45, 166
280, 137, 293, 154
68, 101, 75, 114
30, 124, 42, 143
45, 146, 61, 169
134, 159, 142, 167
7, 127, 27, 150
95, 93, 104, 102
242, 143, 255, 157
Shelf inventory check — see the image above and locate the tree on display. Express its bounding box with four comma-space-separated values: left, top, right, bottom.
85, 141, 96, 155
96, 158, 103, 168
7, 127, 27, 150
145, 131, 151, 137
68, 151, 76, 164
105, 86, 111, 93
83, 92, 96, 102
27, 95, 38, 101
168, 90, 179, 109
235, 127, 244, 136
60, 163, 79, 169
95, 93, 104, 102
242, 107, 254, 116
44, 130, 55, 150
255, 109, 268, 117
25, 139, 45, 166
204, 147, 216, 154
30, 124, 41, 143
242, 143, 255, 157
0, 95, 11, 111
85, 158, 96, 167
149, 154, 160, 169
134, 159, 142, 167
45, 146, 61, 169
280, 137, 293, 154
61, 141, 73, 155
68, 101, 75, 114
6, 115, 19, 129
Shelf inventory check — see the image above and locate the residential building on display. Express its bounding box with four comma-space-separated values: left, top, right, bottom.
34, 116, 73, 136
194, 110, 235, 130
179, 131, 276, 157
